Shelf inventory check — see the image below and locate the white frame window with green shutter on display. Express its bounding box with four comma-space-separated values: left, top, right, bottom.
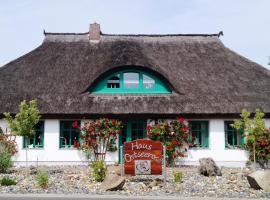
190, 121, 209, 149
23, 121, 44, 149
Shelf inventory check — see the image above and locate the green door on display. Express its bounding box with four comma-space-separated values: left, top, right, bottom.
118, 120, 147, 160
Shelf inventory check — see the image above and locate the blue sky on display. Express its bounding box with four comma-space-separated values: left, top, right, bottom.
1, 0, 270, 69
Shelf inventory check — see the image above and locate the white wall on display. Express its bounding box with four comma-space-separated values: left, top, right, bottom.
0, 119, 118, 166
180, 119, 248, 167
1, 118, 269, 167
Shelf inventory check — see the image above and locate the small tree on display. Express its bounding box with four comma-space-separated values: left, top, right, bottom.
4, 100, 40, 167
74, 118, 123, 161
147, 118, 196, 166
232, 109, 270, 168
73, 118, 123, 182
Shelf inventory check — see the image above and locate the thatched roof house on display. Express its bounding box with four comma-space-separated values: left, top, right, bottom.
1, 23, 270, 119
0, 23, 269, 166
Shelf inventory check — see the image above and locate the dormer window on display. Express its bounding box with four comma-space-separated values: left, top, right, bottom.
143, 74, 155, 89
107, 75, 120, 88
124, 72, 139, 89
91, 69, 171, 94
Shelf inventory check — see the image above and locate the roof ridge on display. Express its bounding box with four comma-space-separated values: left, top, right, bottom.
43, 30, 224, 37
101, 31, 223, 37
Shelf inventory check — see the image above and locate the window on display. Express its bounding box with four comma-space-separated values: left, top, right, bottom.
143, 74, 155, 89
91, 69, 171, 94
60, 121, 80, 148
107, 75, 120, 88
124, 72, 139, 89
190, 121, 209, 148
23, 121, 44, 148
224, 121, 244, 149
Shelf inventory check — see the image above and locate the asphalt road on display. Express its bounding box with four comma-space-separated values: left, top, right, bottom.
0, 194, 268, 200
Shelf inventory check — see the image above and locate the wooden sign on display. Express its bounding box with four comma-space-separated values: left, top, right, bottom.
124, 139, 163, 175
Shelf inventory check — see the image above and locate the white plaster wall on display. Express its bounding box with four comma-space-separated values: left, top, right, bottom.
0, 119, 118, 166
181, 119, 248, 167
1, 118, 269, 167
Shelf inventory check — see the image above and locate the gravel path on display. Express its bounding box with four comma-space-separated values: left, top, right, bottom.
0, 166, 269, 198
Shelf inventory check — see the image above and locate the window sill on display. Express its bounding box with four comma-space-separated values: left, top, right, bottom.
189, 147, 210, 150
59, 147, 78, 150
22, 147, 44, 150
225, 148, 245, 150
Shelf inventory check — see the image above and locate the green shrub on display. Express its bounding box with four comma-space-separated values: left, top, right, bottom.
36, 169, 49, 189
1, 177, 17, 186
246, 160, 252, 167
173, 171, 183, 183
91, 160, 107, 182
0, 150, 12, 173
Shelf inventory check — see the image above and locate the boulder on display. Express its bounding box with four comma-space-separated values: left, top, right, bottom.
100, 174, 125, 191
247, 170, 270, 191
198, 157, 222, 176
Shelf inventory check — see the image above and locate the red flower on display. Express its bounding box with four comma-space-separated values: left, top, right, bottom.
178, 152, 185, 157
177, 118, 184, 123
73, 140, 80, 148
72, 121, 79, 128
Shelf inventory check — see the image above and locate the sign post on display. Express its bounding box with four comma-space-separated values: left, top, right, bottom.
124, 139, 163, 176
163, 145, 166, 184
120, 145, 124, 176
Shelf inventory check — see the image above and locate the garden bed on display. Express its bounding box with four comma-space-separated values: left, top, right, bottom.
0, 165, 269, 198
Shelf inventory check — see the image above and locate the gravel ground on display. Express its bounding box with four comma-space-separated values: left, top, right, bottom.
0, 165, 269, 198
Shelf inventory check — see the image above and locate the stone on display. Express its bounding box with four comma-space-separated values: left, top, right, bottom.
229, 175, 237, 182
247, 170, 270, 191
29, 166, 37, 175
49, 169, 63, 174
198, 157, 222, 176
100, 174, 125, 191
148, 180, 158, 188
107, 166, 121, 176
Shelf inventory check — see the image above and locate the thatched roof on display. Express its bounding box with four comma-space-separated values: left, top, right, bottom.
1, 25, 270, 117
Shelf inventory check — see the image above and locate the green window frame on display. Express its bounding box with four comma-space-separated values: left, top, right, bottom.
224, 121, 244, 149
23, 121, 44, 149
190, 121, 209, 148
60, 121, 80, 148
91, 69, 171, 94
118, 120, 147, 161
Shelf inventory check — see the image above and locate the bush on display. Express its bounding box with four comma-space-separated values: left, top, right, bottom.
36, 169, 49, 189
0, 150, 12, 173
0, 177, 17, 186
232, 109, 270, 168
91, 160, 107, 182
0, 127, 17, 173
173, 171, 183, 183
147, 118, 196, 166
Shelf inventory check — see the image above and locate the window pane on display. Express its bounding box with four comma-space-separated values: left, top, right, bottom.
24, 121, 44, 148
60, 121, 80, 147
225, 121, 243, 148
190, 121, 208, 148
143, 74, 155, 89
124, 73, 139, 89
34, 130, 42, 146
107, 74, 120, 88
